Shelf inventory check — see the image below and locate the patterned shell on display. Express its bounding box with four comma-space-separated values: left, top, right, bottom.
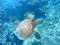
14, 19, 33, 40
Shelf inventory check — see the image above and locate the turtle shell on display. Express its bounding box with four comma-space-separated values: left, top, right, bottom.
14, 19, 33, 40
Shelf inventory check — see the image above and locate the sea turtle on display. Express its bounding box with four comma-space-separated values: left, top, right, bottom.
14, 17, 43, 40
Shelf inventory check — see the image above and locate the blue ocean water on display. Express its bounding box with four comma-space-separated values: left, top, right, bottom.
0, 0, 60, 45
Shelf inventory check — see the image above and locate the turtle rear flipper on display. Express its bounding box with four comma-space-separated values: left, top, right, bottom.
33, 30, 41, 39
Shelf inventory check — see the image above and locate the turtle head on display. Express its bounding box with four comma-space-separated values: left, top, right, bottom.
27, 13, 35, 20
24, 12, 35, 20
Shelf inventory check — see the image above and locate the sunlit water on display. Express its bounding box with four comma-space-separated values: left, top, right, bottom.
0, 0, 60, 45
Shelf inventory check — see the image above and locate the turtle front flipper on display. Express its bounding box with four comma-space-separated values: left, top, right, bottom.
32, 18, 43, 26
33, 30, 41, 39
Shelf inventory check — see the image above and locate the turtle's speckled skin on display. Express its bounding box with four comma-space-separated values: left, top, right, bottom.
14, 19, 34, 40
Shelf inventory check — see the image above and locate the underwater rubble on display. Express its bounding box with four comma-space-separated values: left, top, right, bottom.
0, 0, 60, 45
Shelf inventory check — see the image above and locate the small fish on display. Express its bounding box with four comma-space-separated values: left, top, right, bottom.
14, 17, 43, 40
